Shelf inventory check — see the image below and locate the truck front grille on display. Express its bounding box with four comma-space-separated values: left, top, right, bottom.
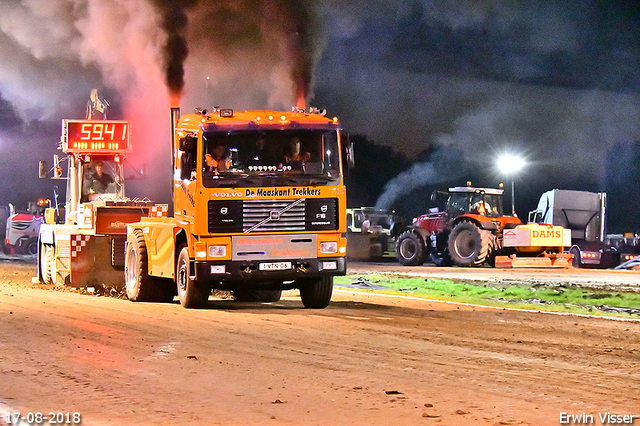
208, 198, 338, 234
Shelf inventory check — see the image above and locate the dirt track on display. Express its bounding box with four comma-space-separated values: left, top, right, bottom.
1, 261, 639, 426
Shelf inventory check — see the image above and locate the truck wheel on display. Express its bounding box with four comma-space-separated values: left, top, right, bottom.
40, 244, 54, 284
232, 289, 283, 303
25, 238, 38, 255
176, 245, 210, 308
298, 277, 333, 309
448, 221, 492, 267
46, 245, 56, 284
125, 230, 174, 302
569, 246, 581, 268
396, 230, 426, 266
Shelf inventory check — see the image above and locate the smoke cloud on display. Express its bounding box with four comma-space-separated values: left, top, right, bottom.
0, 0, 327, 204
1, 0, 639, 226
373, 79, 640, 211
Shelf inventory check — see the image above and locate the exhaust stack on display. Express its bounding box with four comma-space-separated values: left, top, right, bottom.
170, 107, 180, 202
170, 107, 180, 172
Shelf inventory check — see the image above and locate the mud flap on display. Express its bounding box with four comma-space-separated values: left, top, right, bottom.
70, 235, 126, 288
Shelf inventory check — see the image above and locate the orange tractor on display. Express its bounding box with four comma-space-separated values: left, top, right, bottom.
396, 185, 571, 268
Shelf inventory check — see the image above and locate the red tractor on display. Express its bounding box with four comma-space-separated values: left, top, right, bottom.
396, 185, 522, 267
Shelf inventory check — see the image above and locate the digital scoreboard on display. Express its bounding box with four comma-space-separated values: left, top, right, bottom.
62, 120, 131, 153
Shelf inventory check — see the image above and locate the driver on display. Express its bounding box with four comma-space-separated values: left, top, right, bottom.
88, 161, 114, 194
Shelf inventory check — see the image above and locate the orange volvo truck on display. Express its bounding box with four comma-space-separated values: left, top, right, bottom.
125, 107, 351, 308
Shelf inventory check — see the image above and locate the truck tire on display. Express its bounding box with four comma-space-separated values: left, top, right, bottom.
448, 221, 492, 267
232, 289, 283, 303
40, 244, 54, 284
298, 276, 333, 308
125, 230, 174, 302
396, 230, 427, 266
25, 237, 38, 255
569, 246, 582, 268
176, 245, 210, 308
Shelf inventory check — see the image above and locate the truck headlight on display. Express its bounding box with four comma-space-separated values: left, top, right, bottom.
209, 245, 226, 257
320, 241, 338, 254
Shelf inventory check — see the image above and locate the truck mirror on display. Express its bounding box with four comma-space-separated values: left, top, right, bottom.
39, 161, 48, 179
341, 132, 354, 169
179, 136, 196, 151
430, 191, 437, 202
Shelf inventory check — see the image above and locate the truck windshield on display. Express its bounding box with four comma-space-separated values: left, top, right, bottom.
80, 159, 123, 202
201, 129, 341, 188
447, 193, 503, 218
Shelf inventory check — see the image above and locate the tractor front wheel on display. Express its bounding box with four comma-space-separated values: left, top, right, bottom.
396, 230, 427, 266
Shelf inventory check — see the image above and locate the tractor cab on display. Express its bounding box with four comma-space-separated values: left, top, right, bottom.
445, 187, 504, 219
78, 156, 124, 203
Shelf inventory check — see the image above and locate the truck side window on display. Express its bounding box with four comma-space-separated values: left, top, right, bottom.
178, 135, 197, 180
180, 151, 194, 180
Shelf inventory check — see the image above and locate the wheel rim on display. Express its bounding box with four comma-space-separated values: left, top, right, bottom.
125, 247, 137, 291
178, 258, 188, 295
454, 230, 477, 259
400, 239, 416, 259
28, 242, 38, 255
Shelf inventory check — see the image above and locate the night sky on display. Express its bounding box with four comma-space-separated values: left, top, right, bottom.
1, 0, 639, 232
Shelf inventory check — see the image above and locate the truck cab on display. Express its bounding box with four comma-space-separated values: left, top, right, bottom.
528, 189, 618, 268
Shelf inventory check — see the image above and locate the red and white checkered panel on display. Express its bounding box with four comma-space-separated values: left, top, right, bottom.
150, 204, 169, 218
70, 235, 91, 258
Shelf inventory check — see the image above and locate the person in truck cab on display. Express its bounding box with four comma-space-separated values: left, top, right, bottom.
88, 161, 114, 194
205, 144, 232, 172
284, 137, 310, 170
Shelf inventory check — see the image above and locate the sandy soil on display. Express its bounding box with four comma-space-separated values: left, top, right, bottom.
0, 260, 639, 426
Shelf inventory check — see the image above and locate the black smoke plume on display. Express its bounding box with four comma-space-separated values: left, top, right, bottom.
153, 0, 197, 100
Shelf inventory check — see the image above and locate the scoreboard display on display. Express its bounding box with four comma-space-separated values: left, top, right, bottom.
62, 120, 131, 153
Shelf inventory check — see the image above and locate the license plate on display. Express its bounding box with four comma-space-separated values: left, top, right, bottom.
259, 262, 292, 271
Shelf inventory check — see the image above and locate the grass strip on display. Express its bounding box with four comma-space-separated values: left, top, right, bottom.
334, 274, 640, 318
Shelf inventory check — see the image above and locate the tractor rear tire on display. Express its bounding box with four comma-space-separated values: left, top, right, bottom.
396, 230, 427, 266
448, 221, 492, 267
298, 277, 333, 309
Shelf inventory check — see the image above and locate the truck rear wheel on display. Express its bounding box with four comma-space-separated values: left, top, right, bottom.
569, 246, 582, 268
448, 221, 492, 267
176, 246, 210, 308
298, 277, 333, 308
125, 230, 174, 302
396, 230, 426, 266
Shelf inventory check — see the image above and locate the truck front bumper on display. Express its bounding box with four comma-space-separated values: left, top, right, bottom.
194, 257, 346, 283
